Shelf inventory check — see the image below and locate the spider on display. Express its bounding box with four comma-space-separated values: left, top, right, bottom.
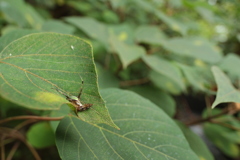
52, 78, 93, 116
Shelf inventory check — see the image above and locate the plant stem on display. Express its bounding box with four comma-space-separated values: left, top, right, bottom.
1, 127, 41, 160
0, 116, 64, 125
0, 135, 5, 160
120, 78, 149, 87
6, 141, 20, 160
185, 108, 229, 126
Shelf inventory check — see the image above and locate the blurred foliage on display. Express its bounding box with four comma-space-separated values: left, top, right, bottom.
1, 0, 240, 159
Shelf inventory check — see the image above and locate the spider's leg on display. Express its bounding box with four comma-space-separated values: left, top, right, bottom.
77, 75, 84, 99
52, 87, 69, 97
74, 108, 79, 117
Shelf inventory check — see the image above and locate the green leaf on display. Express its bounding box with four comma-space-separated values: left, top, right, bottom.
196, 7, 215, 23
211, 66, 240, 108
110, 33, 146, 68
142, 55, 185, 92
96, 63, 119, 89
177, 63, 214, 93
150, 71, 183, 95
204, 124, 240, 158
203, 109, 240, 158
0, 29, 39, 52
109, 24, 134, 44
134, 25, 166, 45
0, 0, 44, 29
218, 53, 240, 79
64, 17, 109, 48
56, 88, 199, 160
27, 122, 55, 148
41, 20, 75, 34
0, 32, 117, 129
130, 85, 176, 117
177, 122, 214, 160
66, 1, 93, 13
162, 37, 222, 63
132, 0, 188, 35
154, 11, 188, 35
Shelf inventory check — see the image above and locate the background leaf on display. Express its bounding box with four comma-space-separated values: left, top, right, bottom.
177, 63, 214, 92
130, 85, 176, 117
56, 88, 199, 160
64, 17, 109, 48
0, 32, 117, 128
149, 71, 183, 95
162, 37, 222, 63
0, 29, 39, 52
110, 33, 145, 68
27, 122, 55, 148
134, 25, 166, 45
41, 20, 75, 35
142, 55, 186, 92
96, 63, 119, 89
177, 122, 214, 160
211, 66, 240, 108
218, 53, 240, 80
0, 0, 44, 29
203, 109, 240, 158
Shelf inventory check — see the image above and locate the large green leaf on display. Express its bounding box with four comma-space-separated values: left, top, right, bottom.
0, 29, 39, 52
130, 85, 176, 117
0, 32, 117, 129
56, 89, 199, 160
211, 66, 240, 108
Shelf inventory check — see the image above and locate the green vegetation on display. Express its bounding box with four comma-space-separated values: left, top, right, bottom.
0, 0, 240, 160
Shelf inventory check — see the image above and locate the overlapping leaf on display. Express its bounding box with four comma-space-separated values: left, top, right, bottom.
211, 66, 240, 108
41, 20, 75, 34
177, 122, 214, 160
110, 33, 145, 68
0, 32, 117, 128
0, 29, 39, 52
64, 17, 109, 48
135, 25, 166, 45
161, 37, 222, 63
130, 85, 176, 117
56, 89, 199, 160
142, 55, 185, 92
0, 0, 44, 29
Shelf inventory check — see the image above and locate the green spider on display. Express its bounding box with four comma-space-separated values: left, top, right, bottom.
52, 79, 93, 116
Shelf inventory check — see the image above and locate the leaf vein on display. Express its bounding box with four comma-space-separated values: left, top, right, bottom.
100, 129, 124, 160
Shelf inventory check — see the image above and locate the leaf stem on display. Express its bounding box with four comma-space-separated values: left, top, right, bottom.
186, 103, 240, 126
185, 108, 229, 126
120, 78, 150, 87
0, 116, 64, 125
